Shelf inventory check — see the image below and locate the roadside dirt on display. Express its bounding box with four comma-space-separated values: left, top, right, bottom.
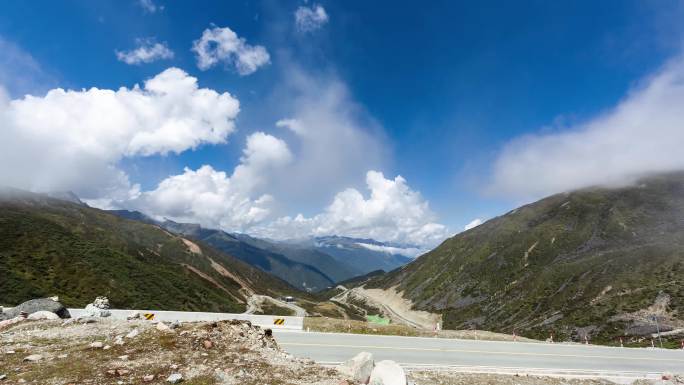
245, 295, 307, 317
333, 285, 441, 329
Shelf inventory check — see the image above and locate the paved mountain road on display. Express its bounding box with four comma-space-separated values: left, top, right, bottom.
244, 295, 307, 317
274, 331, 684, 380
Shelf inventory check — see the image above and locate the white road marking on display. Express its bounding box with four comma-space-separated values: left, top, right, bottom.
279, 342, 684, 362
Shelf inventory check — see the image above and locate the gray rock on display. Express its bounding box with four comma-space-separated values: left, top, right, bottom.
337, 352, 374, 384
84, 304, 111, 318
92, 296, 110, 309
167, 373, 183, 383
23, 354, 43, 362
127, 311, 141, 320
0, 374, 6, 381
89, 341, 104, 349
156, 322, 171, 332
0, 298, 70, 320
125, 328, 140, 339
83, 296, 111, 318
369, 360, 406, 385
27, 311, 60, 320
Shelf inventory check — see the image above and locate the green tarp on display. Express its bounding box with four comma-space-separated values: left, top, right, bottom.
366, 315, 390, 325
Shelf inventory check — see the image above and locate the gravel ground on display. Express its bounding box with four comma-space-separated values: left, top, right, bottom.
0, 318, 345, 385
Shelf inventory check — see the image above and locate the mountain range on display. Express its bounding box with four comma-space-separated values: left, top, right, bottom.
107, 211, 414, 291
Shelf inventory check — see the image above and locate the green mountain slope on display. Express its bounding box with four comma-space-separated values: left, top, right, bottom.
370, 173, 684, 345
0, 189, 300, 311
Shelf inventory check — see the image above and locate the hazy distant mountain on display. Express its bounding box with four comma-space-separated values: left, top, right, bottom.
232, 233, 363, 283
284, 235, 416, 274
103, 214, 417, 289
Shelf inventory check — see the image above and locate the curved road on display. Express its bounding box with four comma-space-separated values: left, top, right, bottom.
274, 331, 684, 380
244, 295, 307, 317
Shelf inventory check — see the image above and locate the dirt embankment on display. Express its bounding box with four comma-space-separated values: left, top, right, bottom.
245, 295, 307, 317
333, 285, 441, 329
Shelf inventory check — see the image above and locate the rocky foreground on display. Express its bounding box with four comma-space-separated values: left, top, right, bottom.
0, 316, 344, 385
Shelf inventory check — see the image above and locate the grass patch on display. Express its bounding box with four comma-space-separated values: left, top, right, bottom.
254, 302, 295, 316
304, 317, 538, 342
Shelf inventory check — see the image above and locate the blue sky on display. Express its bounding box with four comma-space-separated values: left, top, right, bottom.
1, 0, 684, 246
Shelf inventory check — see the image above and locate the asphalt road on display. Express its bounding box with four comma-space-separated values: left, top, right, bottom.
274, 331, 684, 378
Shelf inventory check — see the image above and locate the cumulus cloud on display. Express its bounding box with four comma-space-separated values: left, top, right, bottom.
252, 171, 449, 246
0, 67, 239, 199
490, 55, 684, 199
192, 26, 270, 75
139, 0, 163, 13
275, 118, 305, 135
127, 132, 292, 230
464, 218, 483, 231
116, 38, 174, 65
267, 69, 389, 210
295, 4, 329, 32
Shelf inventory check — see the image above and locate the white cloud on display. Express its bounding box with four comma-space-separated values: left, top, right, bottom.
128, 132, 292, 230
490, 55, 684, 199
192, 26, 270, 75
275, 118, 305, 135
139, 0, 163, 13
267, 69, 389, 211
355, 242, 424, 258
0, 67, 239, 199
116, 38, 174, 65
464, 218, 483, 231
253, 170, 449, 247
295, 4, 329, 32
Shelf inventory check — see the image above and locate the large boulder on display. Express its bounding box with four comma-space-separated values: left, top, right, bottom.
369, 360, 406, 385
0, 298, 70, 320
337, 352, 374, 384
